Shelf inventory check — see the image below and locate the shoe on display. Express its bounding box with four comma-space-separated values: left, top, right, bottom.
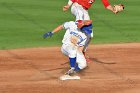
59, 74, 80, 80
83, 52, 92, 63
85, 56, 92, 63
65, 68, 76, 75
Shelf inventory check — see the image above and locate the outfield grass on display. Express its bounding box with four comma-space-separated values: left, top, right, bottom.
0, 0, 140, 49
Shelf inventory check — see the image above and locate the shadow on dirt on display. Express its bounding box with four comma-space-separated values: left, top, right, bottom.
90, 57, 116, 64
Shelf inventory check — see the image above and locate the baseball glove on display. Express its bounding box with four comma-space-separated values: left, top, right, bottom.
114, 4, 124, 13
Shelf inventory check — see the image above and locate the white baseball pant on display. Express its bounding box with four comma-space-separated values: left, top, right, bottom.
61, 44, 87, 69
71, 3, 90, 21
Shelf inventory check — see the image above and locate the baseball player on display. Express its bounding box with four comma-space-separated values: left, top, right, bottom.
63, 0, 124, 62
43, 20, 92, 80
63, 0, 118, 21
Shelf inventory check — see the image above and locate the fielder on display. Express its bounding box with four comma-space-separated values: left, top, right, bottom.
63, 0, 124, 62
43, 20, 92, 80
63, 0, 124, 20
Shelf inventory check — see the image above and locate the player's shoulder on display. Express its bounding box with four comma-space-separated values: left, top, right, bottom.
64, 21, 75, 25
63, 21, 77, 28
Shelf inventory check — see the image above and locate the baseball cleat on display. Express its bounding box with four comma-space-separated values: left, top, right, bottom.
59, 75, 80, 80
65, 68, 76, 75
83, 52, 92, 63
85, 57, 92, 63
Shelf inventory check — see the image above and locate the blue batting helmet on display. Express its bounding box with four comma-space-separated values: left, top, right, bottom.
80, 24, 93, 34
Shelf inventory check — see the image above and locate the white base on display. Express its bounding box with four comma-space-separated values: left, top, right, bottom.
59, 75, 80, 80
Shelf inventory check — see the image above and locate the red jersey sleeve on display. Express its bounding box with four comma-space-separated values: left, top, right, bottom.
71, 0, 76, 2
102, 0, 110, 8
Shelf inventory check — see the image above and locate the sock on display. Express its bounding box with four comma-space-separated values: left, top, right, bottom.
74, 63, 80, 72
69, 57, 76, 68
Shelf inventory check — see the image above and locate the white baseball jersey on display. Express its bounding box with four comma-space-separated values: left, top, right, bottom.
62, 21, 87, 47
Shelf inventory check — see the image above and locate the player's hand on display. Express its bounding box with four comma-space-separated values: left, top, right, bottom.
43, 32, 53, 39
113, 4, 124, 14
63, 5, 70, 11
113, 10, 118, 14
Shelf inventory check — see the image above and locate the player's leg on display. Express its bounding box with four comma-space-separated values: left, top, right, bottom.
82, 9, 91, 53
60, 45, 85, 80
83, 34, 92, 62
81, 23, 93, 62
71, 3, 85, 21
83, 9, 90, 20
76, 49, 87, 71
64, 48, 87, 73
61, 44, 77, 75
83, 34, 91, 52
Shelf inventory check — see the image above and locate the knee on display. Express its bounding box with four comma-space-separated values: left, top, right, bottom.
78, 61, 87, 69
69, 50, 77, 58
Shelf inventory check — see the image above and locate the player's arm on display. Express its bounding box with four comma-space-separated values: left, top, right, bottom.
52, 25, 63, 33
43, 25, 63, 38
43, 22, 71, 38
102, 0, 117, 14
63, 0, 75, 11
106, 5, 118, 14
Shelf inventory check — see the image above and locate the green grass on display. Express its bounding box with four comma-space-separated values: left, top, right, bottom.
90, 0, 140, 44
0, 0, 140, 49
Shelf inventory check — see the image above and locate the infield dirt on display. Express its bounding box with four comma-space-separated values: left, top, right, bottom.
0, 43, 140, 93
